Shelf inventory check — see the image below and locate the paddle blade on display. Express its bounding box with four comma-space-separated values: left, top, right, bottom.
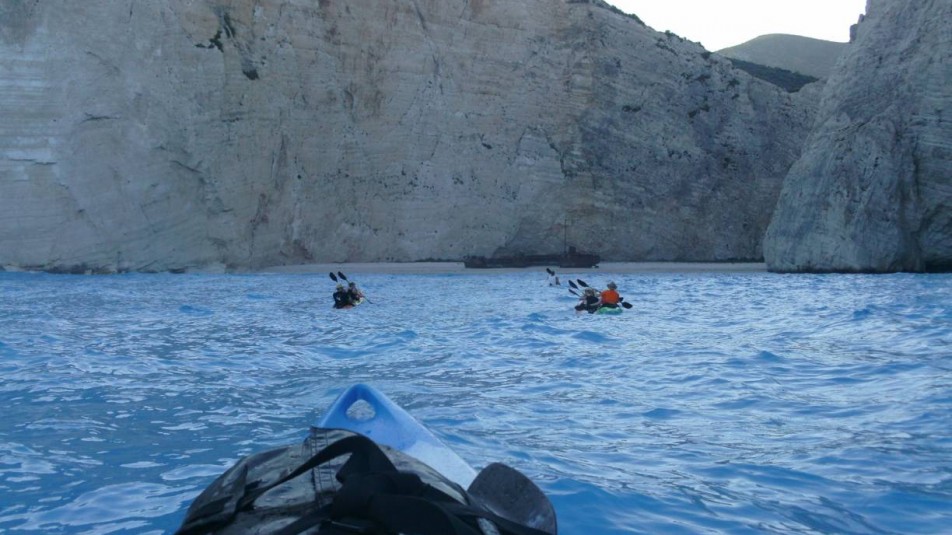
622, 301, 633, 309
576, 279, 589, 288
337, 271, 348, 281
468, 462, 557, 535
568, 280, 578, 289
546, 268, 554, 276
329, 272, 338, 282
569, 289, 579, 296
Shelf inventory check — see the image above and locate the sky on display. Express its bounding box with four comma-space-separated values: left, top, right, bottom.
605, 0, 868, 51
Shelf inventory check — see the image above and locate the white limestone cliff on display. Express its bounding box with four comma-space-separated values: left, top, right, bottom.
1, 0, 814, 272
764, 0, 952, 273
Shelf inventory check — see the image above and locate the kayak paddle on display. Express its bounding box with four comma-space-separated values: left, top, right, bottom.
468, 462, 557, 535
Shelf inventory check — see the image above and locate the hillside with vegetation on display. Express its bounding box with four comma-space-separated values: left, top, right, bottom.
718, 34, 848, 78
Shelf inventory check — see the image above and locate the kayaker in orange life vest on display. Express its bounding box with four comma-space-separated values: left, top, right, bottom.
600, 281, 621, 308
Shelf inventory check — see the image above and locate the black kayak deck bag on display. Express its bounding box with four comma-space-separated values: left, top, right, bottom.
175, 428, 557, 535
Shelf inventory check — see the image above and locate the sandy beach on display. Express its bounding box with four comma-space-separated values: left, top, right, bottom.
259, 261, 767, 275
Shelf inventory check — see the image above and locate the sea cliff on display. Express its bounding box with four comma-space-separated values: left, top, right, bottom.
1, 0, 813, 272
764, 0, 952, 273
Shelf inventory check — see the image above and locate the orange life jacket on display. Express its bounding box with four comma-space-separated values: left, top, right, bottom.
600, 289, 620, 305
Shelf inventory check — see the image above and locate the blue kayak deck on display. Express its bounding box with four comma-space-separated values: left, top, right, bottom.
317, 384, 477, 487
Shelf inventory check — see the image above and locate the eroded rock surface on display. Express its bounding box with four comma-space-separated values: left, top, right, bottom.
1, 0, 814, 272
764, 0, 952, 273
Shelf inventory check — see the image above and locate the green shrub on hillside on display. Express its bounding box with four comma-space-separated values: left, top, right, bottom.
727, 58, 818, 92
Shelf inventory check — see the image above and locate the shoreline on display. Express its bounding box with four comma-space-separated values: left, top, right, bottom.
258, 261, 768, 275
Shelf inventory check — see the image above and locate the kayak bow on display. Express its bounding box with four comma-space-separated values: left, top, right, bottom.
318, 383, 477, 487
318, 384, 557, 534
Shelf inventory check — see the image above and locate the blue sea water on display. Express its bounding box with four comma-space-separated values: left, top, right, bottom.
1, 270, 950, 534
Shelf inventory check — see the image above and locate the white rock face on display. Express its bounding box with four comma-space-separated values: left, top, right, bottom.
764, 0, 952, 273
0, 0, 814, 272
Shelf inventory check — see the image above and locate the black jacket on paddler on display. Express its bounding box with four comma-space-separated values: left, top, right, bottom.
175, 428, 557, 535
574, 293, 600, 313
332, 289, 350, 308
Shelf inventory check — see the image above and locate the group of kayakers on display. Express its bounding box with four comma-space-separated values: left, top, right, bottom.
573, 281, 623, 313
330, 270, 626, 314
550, 268, 628, 313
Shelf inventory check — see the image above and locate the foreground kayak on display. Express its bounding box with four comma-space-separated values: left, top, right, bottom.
318, 383, 477, 487
319, 384, 556, 534
177, 384, 557, 534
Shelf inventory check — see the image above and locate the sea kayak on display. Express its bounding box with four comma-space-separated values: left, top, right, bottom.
317, 383, 477, 487
595, 305, 623, 315
177, 384, 557, 535
319, 384, 557, 534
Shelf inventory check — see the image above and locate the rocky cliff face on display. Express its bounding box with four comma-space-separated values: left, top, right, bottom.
1, 0, 814, 272
764, 0, 952, 273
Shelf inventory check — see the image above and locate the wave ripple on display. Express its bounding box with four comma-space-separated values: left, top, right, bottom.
0, 271, 950, 534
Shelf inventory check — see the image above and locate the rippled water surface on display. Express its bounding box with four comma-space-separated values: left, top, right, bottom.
1, 270, 950, 534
